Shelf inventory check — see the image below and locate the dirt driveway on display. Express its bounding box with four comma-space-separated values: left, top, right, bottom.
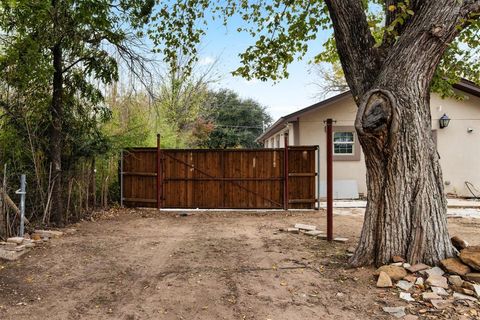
0, 209, 479, 320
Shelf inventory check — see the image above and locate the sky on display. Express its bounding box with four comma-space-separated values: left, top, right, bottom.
194, 16, 333, 121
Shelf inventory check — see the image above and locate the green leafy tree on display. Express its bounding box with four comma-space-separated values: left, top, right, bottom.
199, 89, 272, 149
149, 0, 480, 266
0, 0, 153, 224
154, 54, 218, 147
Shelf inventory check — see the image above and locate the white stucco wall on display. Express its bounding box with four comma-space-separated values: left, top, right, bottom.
262, 91, 480, 198
432, 91, 480, 197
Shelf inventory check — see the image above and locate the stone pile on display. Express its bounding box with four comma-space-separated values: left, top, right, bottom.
0, 229, 68, 261
378, 236, 480, 318
280, 223, 349, 242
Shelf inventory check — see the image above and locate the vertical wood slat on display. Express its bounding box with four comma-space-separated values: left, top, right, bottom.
121, 147, 317, 209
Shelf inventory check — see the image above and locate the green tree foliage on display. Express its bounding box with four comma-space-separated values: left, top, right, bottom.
0, 0, 154, 225
149, 1, 479, 92
197, 89, 272, 149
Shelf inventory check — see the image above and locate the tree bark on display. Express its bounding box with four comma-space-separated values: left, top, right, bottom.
350, 87, 455, 266
324, 0, 479, 266
50, 41, 64, 226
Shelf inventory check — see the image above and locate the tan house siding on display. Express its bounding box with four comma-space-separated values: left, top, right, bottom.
431, 91, 480, 197
260, 89, 480, 198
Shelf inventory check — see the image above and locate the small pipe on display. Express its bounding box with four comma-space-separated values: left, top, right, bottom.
17, 174, 26, 237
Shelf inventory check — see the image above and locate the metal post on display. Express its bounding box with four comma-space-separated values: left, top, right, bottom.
283, 133, 289, 210
326, 119, 333, 241
16, 174, 26, 237
120, 150, 124, 207
156, 134, 162, 210
317, 145, 321, 211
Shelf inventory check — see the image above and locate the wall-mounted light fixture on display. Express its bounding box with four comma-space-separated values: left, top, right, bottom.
439, 114, 450, 129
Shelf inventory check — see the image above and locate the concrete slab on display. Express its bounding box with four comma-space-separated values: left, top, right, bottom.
294, 224, 316, 231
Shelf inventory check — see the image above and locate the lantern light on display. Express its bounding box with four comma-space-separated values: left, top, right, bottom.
439, 114, 450, 129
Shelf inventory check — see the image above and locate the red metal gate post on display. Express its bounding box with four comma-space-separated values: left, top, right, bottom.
326, 119, 333, 241
156, 133, 162, 209
283, 133, 289, 210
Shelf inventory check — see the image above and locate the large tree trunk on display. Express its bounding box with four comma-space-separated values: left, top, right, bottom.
324, 0, 478, 266
349, 86, 455, 266
50, 41, 64, 226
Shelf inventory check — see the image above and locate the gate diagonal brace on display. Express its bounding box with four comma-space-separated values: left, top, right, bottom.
162, 152, 284, 208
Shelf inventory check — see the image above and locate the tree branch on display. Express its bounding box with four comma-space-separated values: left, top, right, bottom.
324, 0, 381, 100
377, 0, 478, 92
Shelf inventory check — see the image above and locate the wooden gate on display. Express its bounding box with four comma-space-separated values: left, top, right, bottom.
121, 146, 318, 209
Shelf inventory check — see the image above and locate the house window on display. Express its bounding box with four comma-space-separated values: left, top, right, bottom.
330, 126, 361, 161
333, 132, 355, 155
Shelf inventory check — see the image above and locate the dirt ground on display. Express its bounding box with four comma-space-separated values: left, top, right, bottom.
0, 208, 479, 320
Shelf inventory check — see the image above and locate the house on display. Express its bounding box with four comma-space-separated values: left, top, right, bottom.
257, 79, 480, 199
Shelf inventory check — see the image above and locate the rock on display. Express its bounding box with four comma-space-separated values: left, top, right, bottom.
399, 292, 415, 302
6, 237, 24, 244
377, 271, 393, 288
285, 228, 299, 233
431, 286, 449, 296
425, 266, 445, 277
473, 283, 480, 297
422, 292, 441, 301
305, 230, 323, 236
426, 275, 448, 289
403, 263, 411, 269
3, 244, 26, 252
451, 285, 464, 293
333, 237, 349, 243
390, 262, 403, 267
451, 236, 469, 251
462, 288, 475, 296
403, 275, 417, 283
449, 275, 464, 287
415, 277, 424, 286
459, 246, 480, 271
453, 292, 477, 301
294, 224, 316, 231
396, 280, 414, 291
32, 234, 41, 241
463, 281, 476, 291
0, 248, 29, 261
407, 263, 430, 273
382, 306, 406, 318
346, 247, 355, 253
440, 257, 471, 276
464, 273, 480, 283
34, 229, 64, 238
403, 315, 418, 320
431, 299, 451, 310
375, 265, 407, 281
392, 256, 405, 263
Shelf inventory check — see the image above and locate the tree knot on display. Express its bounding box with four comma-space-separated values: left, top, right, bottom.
430, 25, 446, 38
355, 89, 400, 150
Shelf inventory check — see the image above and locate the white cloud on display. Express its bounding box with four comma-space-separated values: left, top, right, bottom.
198, 56, 215, 66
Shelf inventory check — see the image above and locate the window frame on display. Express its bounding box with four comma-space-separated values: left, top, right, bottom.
333, 131, 355, 156
330, 126, 361, 161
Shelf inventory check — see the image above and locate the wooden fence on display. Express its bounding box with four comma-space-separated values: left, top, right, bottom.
121, 146, 318, 209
